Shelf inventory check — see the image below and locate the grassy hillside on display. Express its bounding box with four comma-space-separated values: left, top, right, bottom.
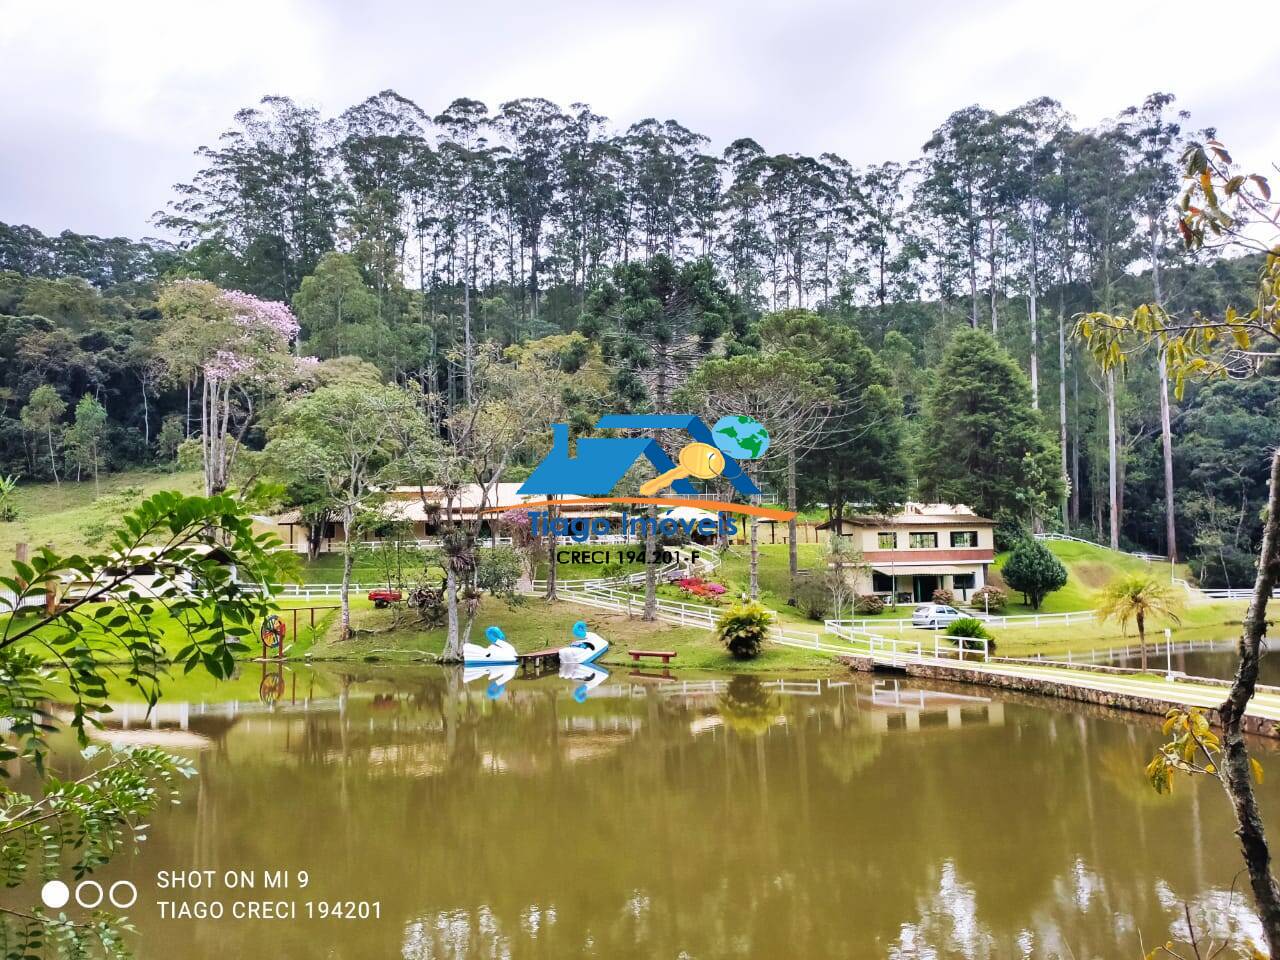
0, 469, 204, 560
990, 539, 1192, 615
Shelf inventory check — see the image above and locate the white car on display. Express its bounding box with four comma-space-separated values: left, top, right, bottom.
911, 603, 965, 629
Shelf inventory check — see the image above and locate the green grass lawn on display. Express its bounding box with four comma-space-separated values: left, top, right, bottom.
307, 595, 836, 672
0, 469, 205, 560
990, 539, 1192, 615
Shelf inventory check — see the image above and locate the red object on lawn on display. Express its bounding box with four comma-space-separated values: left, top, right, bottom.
368, 588, 404, 609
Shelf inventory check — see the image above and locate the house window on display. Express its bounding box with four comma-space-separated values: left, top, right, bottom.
872, 571, 895, 593
877, 531, 896, 549
909, 532, 938, 549
953, 573, 975, 590
950, 530, 978, 548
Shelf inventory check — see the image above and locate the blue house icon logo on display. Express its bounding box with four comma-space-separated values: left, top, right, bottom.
519, 414, 762, 498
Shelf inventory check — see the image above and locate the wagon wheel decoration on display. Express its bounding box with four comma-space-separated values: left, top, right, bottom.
260, 614, 287, 650
259, 669, 285, 703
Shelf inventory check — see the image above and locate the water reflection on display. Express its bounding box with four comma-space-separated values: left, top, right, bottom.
10, 664, 1276, 959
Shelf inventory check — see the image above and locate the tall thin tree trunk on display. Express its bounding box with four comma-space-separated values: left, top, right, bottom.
47, 428, 59, 486
1152, 233, 1178, 562
1057, 292, 1068, 530
643, 505, 657, 621
1107, 369, 1120, 550
545, 497, 558, 602
1218, 447, 1280, 954
1071, 358, 1081, 527
1028, 225, 1039, 409
339, 509, 354, 641
444, 564, 461, 660
787, 449, 799, 590
749, 506, 760, 600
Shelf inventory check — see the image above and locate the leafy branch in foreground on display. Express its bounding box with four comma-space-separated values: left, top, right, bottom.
0, 490, 285, 958
1075, 141, 1280, 955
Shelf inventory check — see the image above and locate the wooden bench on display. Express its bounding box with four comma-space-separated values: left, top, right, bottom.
628, 649, 677, 665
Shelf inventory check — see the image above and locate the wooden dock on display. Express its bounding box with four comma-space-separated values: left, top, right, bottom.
517, 646, 561, 677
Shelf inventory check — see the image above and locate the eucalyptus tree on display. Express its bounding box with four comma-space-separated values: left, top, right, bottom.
551, 104, 624, 305
1070, 125, 1141, 546
855, 161, 923, 309
160, 96, 339, 300
759, 153, 839, 309
434, 98, 499, 406
496, 97, 567, 324
620, 118, 713, 261
919, 105, 1001, 329
336, 90, 428, 323
720, 138, 770, 309
1120, 91, 1189, 561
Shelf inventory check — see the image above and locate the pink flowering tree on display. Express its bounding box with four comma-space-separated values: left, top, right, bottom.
158, 280, 303, 494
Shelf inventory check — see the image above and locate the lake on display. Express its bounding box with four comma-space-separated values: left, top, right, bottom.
1089, 636, 1277, 685
8, 661, 1273, 958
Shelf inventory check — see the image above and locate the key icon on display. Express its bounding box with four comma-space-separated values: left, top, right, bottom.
639, 442, 726, 495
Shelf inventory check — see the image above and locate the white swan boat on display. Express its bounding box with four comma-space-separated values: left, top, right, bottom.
558, 620, 608, 665
560, 660, 609, 703
463, 625, 518, 666
463, 662, 518, 699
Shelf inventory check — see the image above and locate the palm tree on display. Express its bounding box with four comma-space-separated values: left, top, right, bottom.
1096, 574, 1182, 671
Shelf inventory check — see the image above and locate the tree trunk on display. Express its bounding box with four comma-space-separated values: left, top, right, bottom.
545, 497, 559, 602
1028, 225, 1039, 409
1107, 369, 1120, 550
443, 564, 462, 661
1152, 247, 1178, 562
749, 507, 760, 600
643, 505, 657, 622
1137, 610, 1146, 672
47, 428, 59, 486
787, 449, 799, 591
1218, 446, 1280, 953
1057, 294, 1068, 530
339, 509, 354, 641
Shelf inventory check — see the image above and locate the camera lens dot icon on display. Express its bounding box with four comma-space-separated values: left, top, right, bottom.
41, 880, 70, 909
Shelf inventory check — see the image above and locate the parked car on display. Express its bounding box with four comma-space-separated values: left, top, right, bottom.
367, 588, 404, 609
911, 603, 965, 629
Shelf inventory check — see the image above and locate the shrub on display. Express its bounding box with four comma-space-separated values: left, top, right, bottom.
931, 587, 954, 606
716, 601, 774, 660
853, 594, 885, 615
946, 616, 996, 652
971, 586, 1007, 612
1002, 538, 1068, 609
793, 579, 831, 620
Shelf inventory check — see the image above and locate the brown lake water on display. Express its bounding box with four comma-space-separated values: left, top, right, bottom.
1099, 638, 1279, 686
7, 662, 1275, 959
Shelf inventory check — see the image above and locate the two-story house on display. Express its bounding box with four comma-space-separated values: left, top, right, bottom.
819, 503, 995, 603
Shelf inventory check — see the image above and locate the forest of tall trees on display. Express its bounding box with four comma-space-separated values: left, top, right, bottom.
0, 88, 1273, 586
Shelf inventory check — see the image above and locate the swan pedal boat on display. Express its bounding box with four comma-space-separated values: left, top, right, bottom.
558, 621, 609, 665
463, 625, 518, 665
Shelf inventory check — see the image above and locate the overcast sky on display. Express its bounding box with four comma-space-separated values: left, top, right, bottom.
2, 0, 1277, 240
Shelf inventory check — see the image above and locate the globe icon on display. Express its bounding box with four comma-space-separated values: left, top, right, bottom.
712, 415, 770, 460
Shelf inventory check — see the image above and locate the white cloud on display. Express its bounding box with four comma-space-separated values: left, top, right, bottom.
1, 0, 1276, 236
